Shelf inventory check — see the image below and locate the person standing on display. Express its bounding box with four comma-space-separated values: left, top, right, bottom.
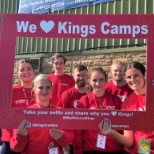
58, 65, 89, 108
1, 59, 35, 154
99, 62, 154, 154
48, 53, 75, 106
10, 74, 74, 154
74, 68, 123, 154
106, 59, 133, 102
57, 65, 89, 154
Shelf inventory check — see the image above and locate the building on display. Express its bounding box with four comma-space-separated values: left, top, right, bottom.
0, 0, 153, 82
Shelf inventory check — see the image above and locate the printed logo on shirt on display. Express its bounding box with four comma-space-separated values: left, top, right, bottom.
60, 83, 69, 86
15, 99, 29, 106
118, 95, 127, 102
73, 99, 78, 108
136, 106, 146, 111
90, 106, 115, 109
106, 106, 116, 109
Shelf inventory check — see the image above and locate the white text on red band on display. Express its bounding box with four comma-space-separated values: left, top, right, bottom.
16, 20, 148, 37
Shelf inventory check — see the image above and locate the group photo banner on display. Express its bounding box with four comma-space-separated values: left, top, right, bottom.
18, 0, 114, 14
0, 14, 154, 130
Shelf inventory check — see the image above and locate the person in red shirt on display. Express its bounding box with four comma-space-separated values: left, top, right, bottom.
10, 74, 74, 154
57, 65, 89, 153
1, 59, 35, 154
58, 65, 89, 108
48, 53, 75, 106
99, 61, 154, 154
74, 68, 123, 154
106, 59, 133, 102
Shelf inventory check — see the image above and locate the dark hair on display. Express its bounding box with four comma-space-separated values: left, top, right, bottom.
91, 68, 108, 81
16, 59, 34, 71
74, 65, 88, 72
126, 61, 146, 76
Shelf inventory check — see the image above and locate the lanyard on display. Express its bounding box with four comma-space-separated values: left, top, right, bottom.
22, 88, 28, 99
93, 92, 106, 109
19, 84, 32, 99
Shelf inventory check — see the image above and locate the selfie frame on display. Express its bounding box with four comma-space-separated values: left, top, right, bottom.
0, 14, 154, 130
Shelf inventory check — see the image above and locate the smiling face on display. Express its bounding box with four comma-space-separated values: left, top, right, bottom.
34, 79, 52, 103
125, 68, 145, 94
17, 62, 35, 84
53, 57, 65, 74
111, 64, 125, 82
74, 68, 88, 87
90, 71, 107, 93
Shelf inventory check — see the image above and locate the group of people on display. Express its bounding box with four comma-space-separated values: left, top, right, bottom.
0, 53, 153, 154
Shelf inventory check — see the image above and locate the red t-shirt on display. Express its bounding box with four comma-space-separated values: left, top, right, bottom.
73, 91, 123, 153
122, 92, 154, 154
11, 84, 35, 108
58, 87, 86, 108
10, 103, 74, 154
48, 74, 75, 106
122, 92, 145, 111
105, 81, 133, 102
1, 84, 35, 142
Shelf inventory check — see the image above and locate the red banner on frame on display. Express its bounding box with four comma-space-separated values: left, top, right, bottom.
0, 14, 154, 130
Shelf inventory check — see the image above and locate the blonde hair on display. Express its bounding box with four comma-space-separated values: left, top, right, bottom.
48, 53, 66, 65
33, 74, 52, 90
111, 59, 126, 70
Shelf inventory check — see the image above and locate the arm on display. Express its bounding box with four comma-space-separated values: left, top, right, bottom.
50, 129, 74, 147
10, 120, 30, 152
110, 130, 133, 148
99, 119, 134, 148
10, 131, 28, 152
